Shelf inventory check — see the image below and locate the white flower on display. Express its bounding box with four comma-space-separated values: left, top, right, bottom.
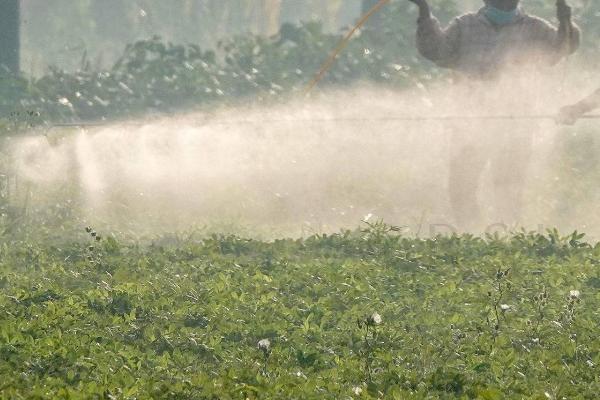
295, 371, 307, 379
353, 386, 363, 396
372, 312, 382, 324
258, 339, 271, 351
368, 312, 382, 325
587, 360, 595, 368
500, 304, 511, 312
569, 290, 581, 299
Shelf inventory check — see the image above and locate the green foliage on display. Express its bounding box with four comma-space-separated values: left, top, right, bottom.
3, 0, 600, 131
1, 21, 424, 132
0, 226, 599, 398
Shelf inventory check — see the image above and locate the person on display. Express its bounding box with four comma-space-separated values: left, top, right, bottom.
407, 0, 580, 228
409, 0, 579, 78
559, 88, 600, 125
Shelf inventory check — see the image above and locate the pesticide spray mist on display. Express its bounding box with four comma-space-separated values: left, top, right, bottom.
8, 66, 600, 239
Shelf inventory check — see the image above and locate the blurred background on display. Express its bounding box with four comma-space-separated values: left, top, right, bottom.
19, 0, 367, 75
10, 0, 598, 76
1, 0, 596, 125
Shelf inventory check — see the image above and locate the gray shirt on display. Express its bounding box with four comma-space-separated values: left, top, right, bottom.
417, 8, 580, 79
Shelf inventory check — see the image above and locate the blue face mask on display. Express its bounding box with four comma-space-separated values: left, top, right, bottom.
484, 5, 520, 25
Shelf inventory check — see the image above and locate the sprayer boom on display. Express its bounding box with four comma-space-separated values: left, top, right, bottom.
48, 114, 600, 130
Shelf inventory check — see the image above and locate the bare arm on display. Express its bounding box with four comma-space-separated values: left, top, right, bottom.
575, 88, 600, 113
558, 88, 600, 125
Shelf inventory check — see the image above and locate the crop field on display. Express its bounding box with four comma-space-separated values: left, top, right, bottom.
1, 225, 598, 399
3, 1, 600, 399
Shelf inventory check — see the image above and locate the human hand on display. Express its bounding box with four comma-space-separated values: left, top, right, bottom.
407, 0, 430, 19
556, 104, 584, 125
556, 0, 572, 24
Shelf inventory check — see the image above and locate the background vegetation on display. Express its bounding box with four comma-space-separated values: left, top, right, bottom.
2, 0, 599, 131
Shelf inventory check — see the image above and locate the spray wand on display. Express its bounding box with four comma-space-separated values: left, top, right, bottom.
47, 113, 600, 130
303, 0, 391, 96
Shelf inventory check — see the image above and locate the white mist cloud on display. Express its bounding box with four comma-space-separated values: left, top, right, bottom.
8, 65, 600, 238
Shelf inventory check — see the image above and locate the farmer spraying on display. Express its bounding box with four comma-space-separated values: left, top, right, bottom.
407, 0, 579, 227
